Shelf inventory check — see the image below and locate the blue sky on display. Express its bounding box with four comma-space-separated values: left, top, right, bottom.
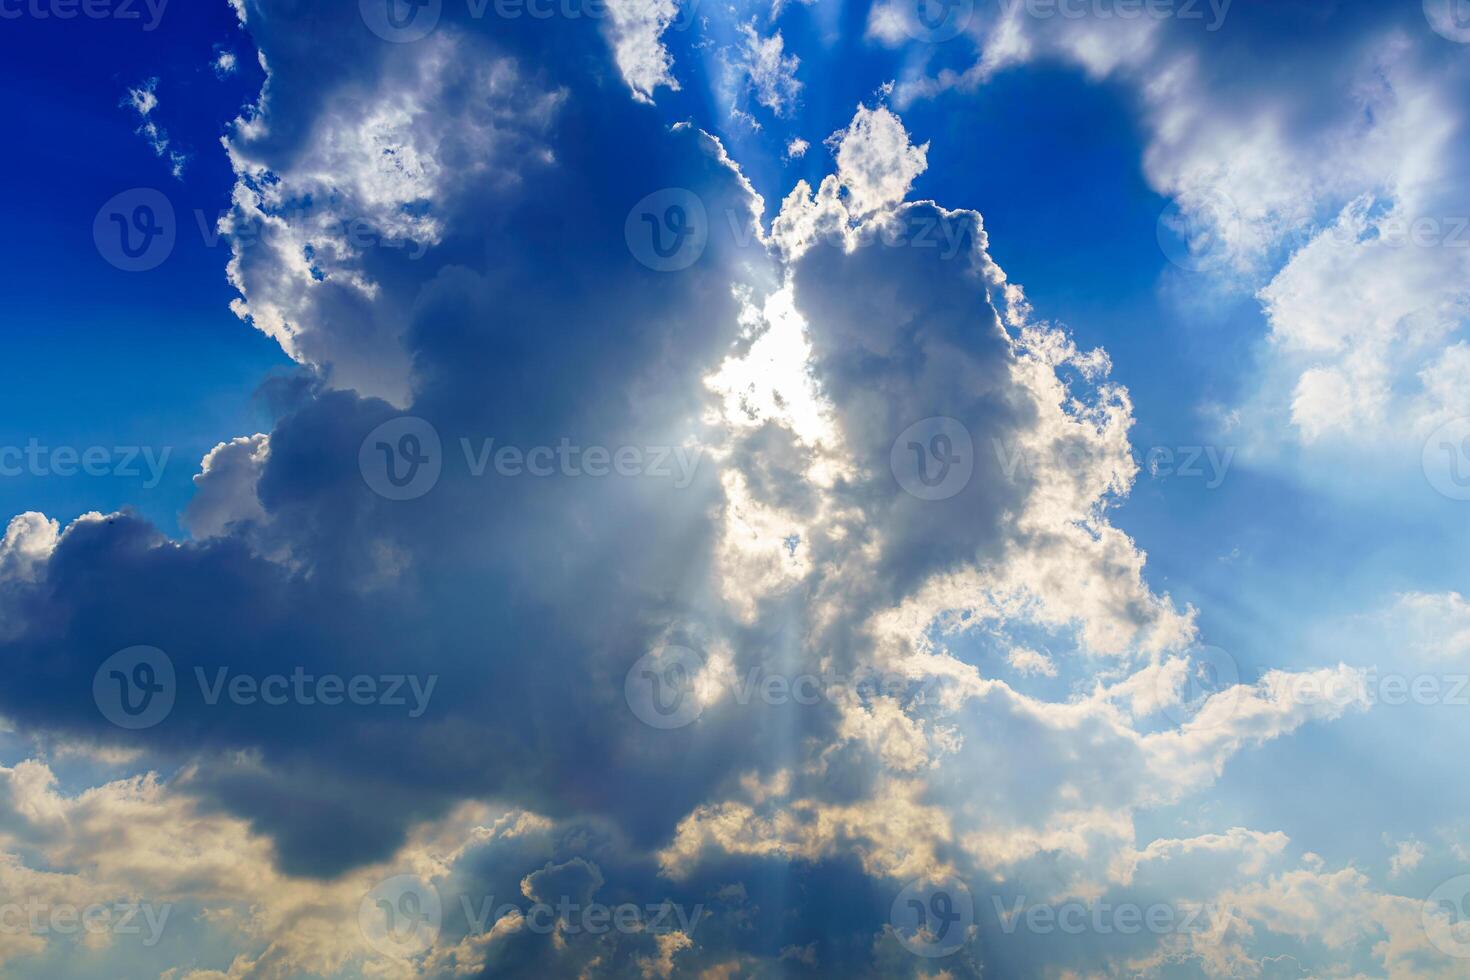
1, 0, 1469, 977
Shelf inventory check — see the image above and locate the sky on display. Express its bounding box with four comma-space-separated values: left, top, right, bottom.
0, 0, 1469, 977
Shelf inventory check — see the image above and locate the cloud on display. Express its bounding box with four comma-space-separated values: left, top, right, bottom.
733, 25, 801, 118
603, 0, 682, 103
893, 5, 1470, 451
0, 7, 1413, 976
122, 77, 187, 178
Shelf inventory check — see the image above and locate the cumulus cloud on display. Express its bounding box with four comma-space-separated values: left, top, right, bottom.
0, 5, 1418, 977
894, 5, 1470, 453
